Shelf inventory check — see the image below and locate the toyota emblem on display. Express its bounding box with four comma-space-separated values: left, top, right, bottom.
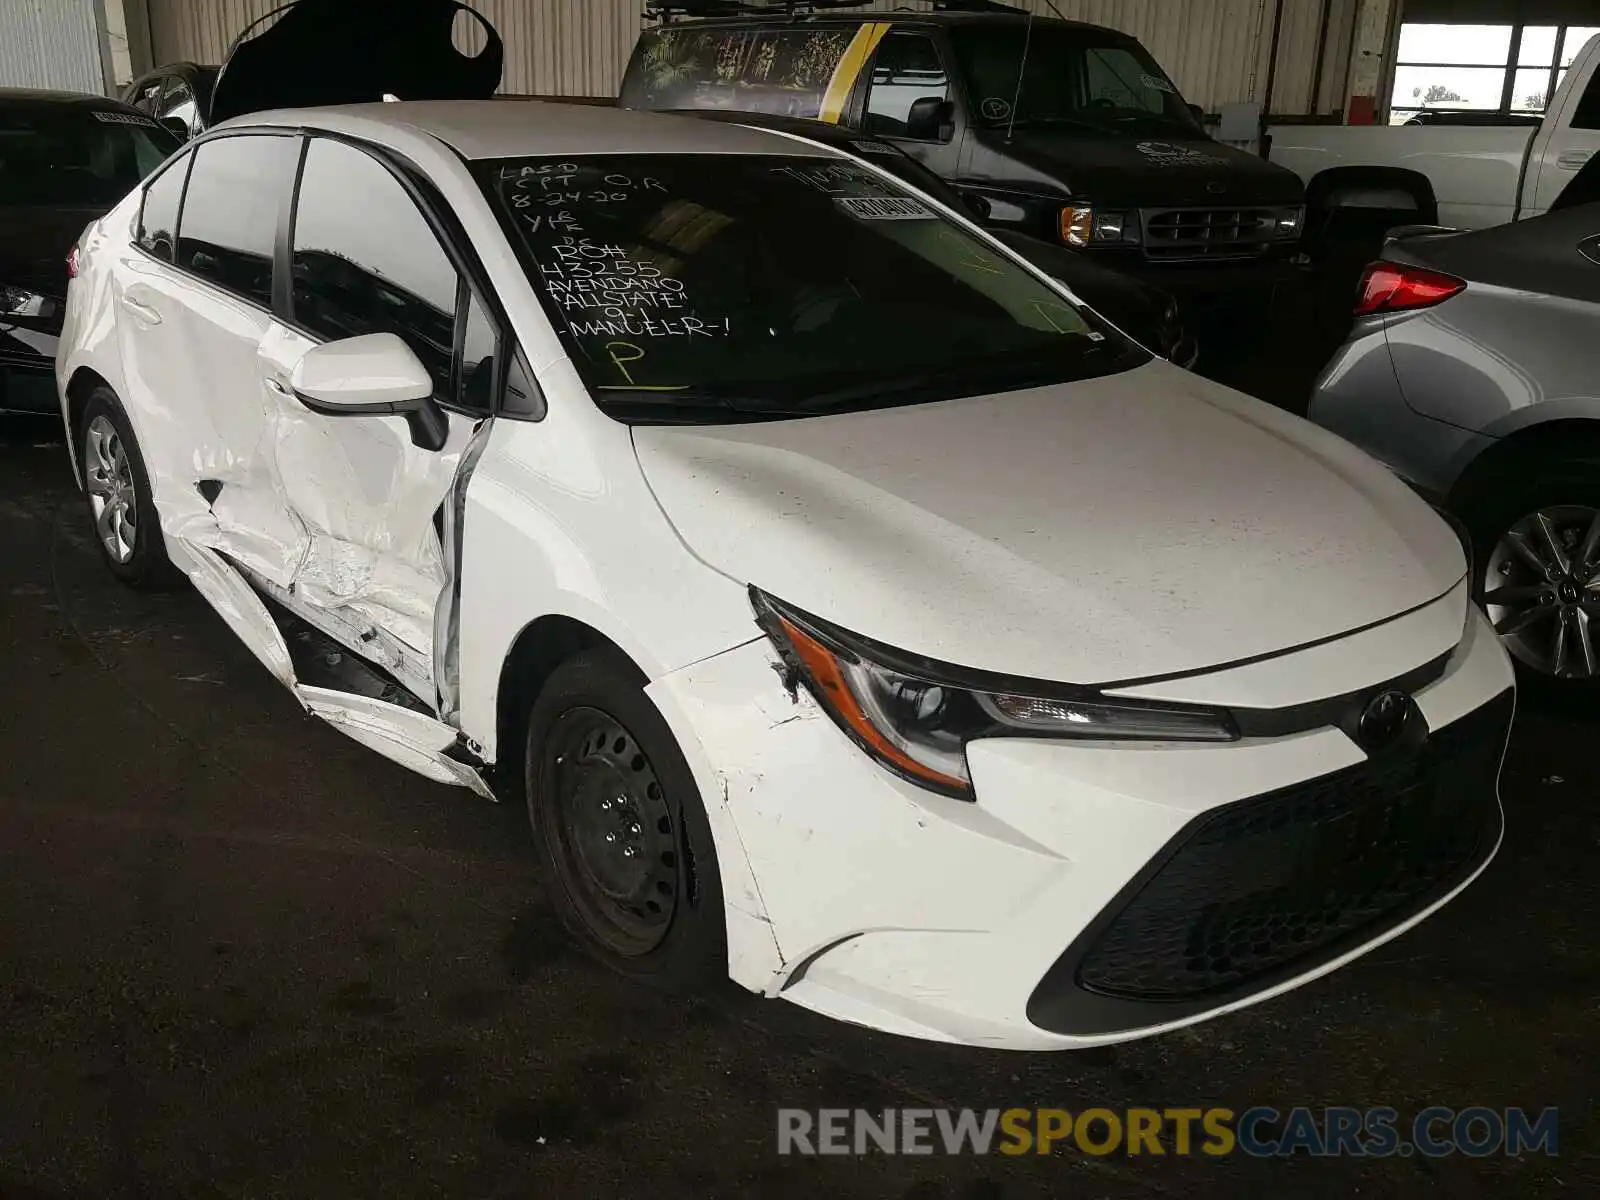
1205, 180, 1226, 195
1357, 690, 1413, 751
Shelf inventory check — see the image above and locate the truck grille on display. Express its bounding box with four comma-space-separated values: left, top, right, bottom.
1142, 207, 1276, 261
1070, 690, 1511, 1004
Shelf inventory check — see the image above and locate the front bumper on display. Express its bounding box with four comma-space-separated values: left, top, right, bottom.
649, 600, 1513, 1049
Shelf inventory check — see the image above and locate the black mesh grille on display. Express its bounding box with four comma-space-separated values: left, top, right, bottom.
1072, 692, 1511, 1004
1142, 207, 1276, 261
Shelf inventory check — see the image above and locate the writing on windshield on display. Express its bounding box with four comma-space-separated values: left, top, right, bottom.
479, 153, 1138, 419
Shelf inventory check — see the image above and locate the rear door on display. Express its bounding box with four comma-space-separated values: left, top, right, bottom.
113, 131, 302, 562
251, 134, 495, 694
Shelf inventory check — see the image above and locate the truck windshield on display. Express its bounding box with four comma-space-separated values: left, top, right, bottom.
478, 153, 1144, 422
951, 26, 1200, 136
0, 106, 178, 207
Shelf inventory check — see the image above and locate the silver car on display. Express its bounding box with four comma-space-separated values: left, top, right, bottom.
1310, 202, 1600, 696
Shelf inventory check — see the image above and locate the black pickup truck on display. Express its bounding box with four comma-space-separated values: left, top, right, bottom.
620, 0, 1309, 345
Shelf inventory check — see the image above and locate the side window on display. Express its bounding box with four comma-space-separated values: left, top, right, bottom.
864, 34, 950, 138
460, 292, 498, 412
177, 134, 299, 306
1573, 67, 1600, 130
136, 152, 191, 262
291, 137, 462, 397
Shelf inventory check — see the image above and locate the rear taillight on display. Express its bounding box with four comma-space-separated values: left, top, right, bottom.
66, 245, 81, 279
1354, 261, 1465, 316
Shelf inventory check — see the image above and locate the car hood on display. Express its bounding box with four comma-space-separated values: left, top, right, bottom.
632, 362, 1464, 685
208, 0, 502, 125
0, 206, 103, 299
970, 128, 1304, 207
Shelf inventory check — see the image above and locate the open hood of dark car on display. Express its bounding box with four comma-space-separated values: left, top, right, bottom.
208, 0, 503, 125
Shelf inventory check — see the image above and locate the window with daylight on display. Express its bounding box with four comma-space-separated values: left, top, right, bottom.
1389, 23, 1600, 123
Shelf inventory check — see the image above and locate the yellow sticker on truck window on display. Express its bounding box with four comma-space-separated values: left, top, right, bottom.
819, 22, 893, 124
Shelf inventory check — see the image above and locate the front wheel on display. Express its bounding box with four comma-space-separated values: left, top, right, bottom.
524, 650, 726, 987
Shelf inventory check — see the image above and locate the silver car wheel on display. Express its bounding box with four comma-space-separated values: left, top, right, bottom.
1482, 504, 1600, 679
84, 415, 138, 565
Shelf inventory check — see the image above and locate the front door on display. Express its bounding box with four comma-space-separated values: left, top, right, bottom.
250, 134, 495, 699
1526, 34, 1600, 216
852, 30, 964, 180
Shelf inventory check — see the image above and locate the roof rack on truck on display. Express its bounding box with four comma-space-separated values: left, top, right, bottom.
644, 0, 870, 23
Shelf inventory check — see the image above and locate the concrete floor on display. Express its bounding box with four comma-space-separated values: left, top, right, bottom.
0, 411, 1594, 1199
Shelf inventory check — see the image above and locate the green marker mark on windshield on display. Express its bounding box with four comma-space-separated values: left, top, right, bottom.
606, 340, 646, 384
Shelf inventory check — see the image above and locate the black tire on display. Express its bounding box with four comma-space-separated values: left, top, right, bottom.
1455, 458, 1600, 705
77, 388, 180, 590
524, 649, 726, 988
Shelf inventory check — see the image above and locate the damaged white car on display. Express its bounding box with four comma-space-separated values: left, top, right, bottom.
57, 19, 1515, 1050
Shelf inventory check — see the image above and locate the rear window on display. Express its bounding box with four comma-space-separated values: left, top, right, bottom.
478, 153, 1143, 423
621, 25, 865, 118
0, 106, 178, 207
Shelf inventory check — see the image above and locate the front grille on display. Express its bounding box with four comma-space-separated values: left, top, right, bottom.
1142, 207, 1276, 261
1071, 691, 1511, 1005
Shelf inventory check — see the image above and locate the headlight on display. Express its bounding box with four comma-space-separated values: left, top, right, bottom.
1062, 205, 1137, 248
752, 589, 1238, 798
1274, 205, 1305, 239
0, 285, 56, 319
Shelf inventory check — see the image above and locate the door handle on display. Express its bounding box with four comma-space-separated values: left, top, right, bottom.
264, 377, 292, 397
1557, 149, 1594, 169
119, 295, 162, 325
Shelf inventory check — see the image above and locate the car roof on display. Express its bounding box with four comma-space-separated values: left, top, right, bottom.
0, 89, 147, 114
229, 99, 842, 161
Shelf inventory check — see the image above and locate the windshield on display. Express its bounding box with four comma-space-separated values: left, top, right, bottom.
951, 26, 1200, 136
479, 154, 1143, 422
0, 107, 178, 207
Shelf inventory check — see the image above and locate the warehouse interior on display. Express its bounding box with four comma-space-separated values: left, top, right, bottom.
1, 0, 1596, 1195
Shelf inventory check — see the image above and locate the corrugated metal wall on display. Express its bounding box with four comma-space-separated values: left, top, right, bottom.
0, 0, 108, 94
146, 0, 1351, 114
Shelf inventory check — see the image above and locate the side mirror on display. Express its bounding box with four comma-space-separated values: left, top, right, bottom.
159, 116, 190, 140
905, 96, 955, 142
289, 332, 448, 451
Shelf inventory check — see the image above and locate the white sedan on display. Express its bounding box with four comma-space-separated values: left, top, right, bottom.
57, 101, 1514, 1049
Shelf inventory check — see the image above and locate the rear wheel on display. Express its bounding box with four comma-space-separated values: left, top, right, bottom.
524, 650, 725, 987
78, 389, 178, 589
1459, 462, 1600, 701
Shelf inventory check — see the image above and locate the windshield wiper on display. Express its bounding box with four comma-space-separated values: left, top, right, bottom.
593, 389, 817, 422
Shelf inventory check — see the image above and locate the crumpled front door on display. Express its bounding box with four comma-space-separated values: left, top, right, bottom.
248, 320, 481, 704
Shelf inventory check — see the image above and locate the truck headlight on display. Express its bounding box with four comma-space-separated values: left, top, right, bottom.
753, 589, 1238, 798
1275, 206, 1306, 239
1062, 206, 1137, 248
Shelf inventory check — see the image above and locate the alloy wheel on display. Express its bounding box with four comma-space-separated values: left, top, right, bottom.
84, 415, 138, 565
544, 706, 682, 957
1482, 504, 1600, 679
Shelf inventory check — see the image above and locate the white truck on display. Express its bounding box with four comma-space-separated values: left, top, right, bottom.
1267, 32, 1600, 231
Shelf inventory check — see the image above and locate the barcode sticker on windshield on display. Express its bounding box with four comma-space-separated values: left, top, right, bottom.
92, 110, 160, 128
835, 195, 934, 221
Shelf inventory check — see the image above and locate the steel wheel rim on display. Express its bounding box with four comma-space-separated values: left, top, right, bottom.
1482, 504, 1600, 679
84, 415, 137, 564
544, 706, 681, 957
